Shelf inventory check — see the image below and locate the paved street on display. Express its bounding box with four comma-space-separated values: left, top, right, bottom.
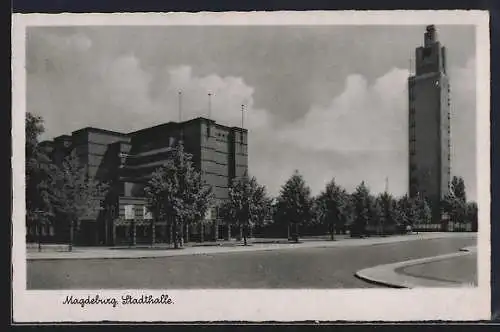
27, 235, 476, 289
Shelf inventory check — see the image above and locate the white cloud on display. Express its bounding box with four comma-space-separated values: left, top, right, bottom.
449, 57, 477, 200
27, 30, 476, 201
257, 61, 476, 200
277, 68, 410, 153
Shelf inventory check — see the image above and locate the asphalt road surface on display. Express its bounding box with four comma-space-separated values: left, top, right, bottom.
27, 236, 476, 289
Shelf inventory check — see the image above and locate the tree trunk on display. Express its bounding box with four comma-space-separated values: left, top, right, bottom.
287, 223, 290, 240
38, 223, 42, 252
112, 221, 116, 246
151, 218, 156, 247
185, 223, 189, 243
173, 219, 179, 249
330, 223, 334, 241
295, 223, 299, 243
200, 221, 204, 243
179, 221, 184, 247
69, 219, 74, 252
132, 221, 137, 246
214, 221, 219, 241
243, 225, 248, 246
169, 222, 173, 246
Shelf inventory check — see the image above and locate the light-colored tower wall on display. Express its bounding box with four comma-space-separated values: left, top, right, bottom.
408, 25, 451, 223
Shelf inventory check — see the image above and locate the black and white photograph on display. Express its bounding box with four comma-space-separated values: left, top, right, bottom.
12, 11, 491, 322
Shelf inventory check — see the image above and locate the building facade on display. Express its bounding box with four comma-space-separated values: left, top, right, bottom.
40, 117, 248, 245
408, 25, 451, 223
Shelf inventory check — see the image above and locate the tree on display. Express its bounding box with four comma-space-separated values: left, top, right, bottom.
316, 178, 347, 240
26, 113, 44, 162
275, 170, 313, 242
451, 176, 467, 202
367, 194, 381, 234
391, 198, 405, 233
51, 150, 108, 251
376, 192, 396, 236
466, 202, 478, 232
351, 181, 371, 237
219, 175, 272, 245
398, 194, 419, 227
341, 193, 355, 233
25, 112, 56, 251
442, 176, 468, 229
415, 196, 432, 225
143, 142, 214, 248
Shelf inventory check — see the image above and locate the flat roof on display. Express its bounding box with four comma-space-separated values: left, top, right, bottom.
72, 126, 129, 137
39, 140, 54, 146
48, 117, 247, 142
54, 134, 72, 141
129, 116, 247, 135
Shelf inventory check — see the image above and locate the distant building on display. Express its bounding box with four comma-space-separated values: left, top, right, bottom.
38, 117, 248, 245
408, 25, 451, 223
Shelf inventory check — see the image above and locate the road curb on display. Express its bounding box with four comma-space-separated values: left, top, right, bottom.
354, 246, 476, 288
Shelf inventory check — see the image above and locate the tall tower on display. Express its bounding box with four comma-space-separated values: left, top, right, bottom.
408, 25, 451, 223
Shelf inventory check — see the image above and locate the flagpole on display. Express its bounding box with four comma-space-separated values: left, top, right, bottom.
178, 91, 182, 122
241, 104, 245, 130
208, 93, 212, 120
240, 104, 245, 146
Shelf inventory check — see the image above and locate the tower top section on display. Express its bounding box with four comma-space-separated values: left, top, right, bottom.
413, 25, 447, 76
424, 25, 437, 47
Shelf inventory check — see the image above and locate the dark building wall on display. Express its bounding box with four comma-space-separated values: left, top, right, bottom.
201, 122, 232, 200
122, 122, 182, 197
83, 130, 130, 180
409, 25, 450, 222
123, 118, 248, 204
440, 75, 451, 197
199, 121, 248, 202
39, 117, 248, 245
232, 127, 248, 179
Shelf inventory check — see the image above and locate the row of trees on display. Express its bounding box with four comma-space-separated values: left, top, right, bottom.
27, 112, 478, 250
218, 170, 478, 243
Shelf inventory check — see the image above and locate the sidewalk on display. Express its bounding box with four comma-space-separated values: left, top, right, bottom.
355, 246, 477, 288
26, 232, 476, 261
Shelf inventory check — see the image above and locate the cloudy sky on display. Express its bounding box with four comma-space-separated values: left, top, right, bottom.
26, 25, 477, 200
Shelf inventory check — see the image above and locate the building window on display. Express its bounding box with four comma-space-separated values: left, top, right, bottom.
124, 205, 135, 220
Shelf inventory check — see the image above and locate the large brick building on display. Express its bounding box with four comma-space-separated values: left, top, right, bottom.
408, 25, 451, 223
39, 117, 248, 245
